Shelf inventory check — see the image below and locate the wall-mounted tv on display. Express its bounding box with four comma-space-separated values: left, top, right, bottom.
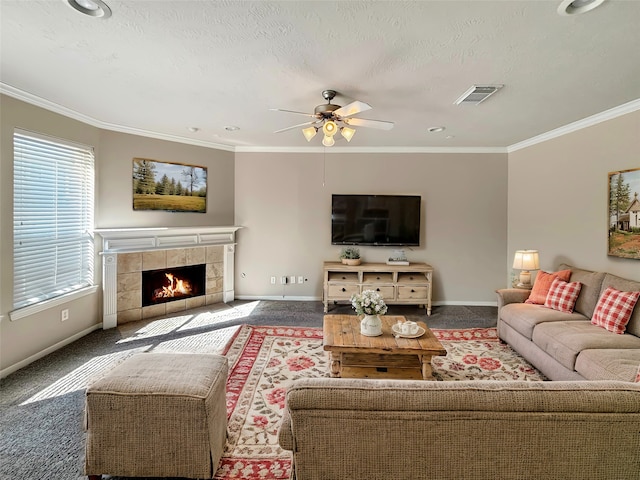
331, 194, 421, 246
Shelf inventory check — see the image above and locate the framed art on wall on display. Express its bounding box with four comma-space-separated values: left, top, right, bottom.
608, 167, 640, 259
132, 158, 207, 213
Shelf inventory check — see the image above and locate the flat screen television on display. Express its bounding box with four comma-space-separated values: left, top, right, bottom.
331, 194, 421, 246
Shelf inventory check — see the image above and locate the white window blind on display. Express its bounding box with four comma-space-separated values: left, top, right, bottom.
13, 129, 95, 310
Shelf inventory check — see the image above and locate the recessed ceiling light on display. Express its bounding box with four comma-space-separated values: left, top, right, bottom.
427, 126, 445, 133
224, 126, 240, 131
446, 135, 455, 139
558, 0, 606, 16
188, 127, 200, 133
65, 0, 112, 18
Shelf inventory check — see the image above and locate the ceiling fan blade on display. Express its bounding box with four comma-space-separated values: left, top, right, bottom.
333, 101, 372, 118
343, 117, 394, 130
273, 120, 319, 134
270, 108, 318, 118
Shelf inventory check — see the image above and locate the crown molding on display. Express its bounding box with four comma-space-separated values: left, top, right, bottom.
3, 83, 637, 155
234, 146, 507, 154
0, 83, 511, 154
97, 122, 236, 152
0, 83, 236, 152
507, 98, 640, 153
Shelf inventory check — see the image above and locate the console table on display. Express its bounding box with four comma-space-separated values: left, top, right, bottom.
323, 261, 433, 315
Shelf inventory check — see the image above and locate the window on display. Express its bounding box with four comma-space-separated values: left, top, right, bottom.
13, 129, 95, 311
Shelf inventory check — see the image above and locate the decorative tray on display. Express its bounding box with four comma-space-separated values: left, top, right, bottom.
391, 324, 425, 338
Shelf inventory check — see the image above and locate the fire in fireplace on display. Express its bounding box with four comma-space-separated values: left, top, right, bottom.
141, 264, 206, 307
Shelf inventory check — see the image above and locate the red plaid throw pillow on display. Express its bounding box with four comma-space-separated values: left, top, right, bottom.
544, 277, 582, 313
591, 287, 640, 335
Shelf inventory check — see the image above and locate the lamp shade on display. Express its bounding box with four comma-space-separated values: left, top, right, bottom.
322, 120, 338, 137
512, 250, 540, 271
302, 126, 318, 142
340, 126, 356, 142
322, 135, 335, 147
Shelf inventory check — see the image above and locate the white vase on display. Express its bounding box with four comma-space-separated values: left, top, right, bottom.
360, 314, 382, 336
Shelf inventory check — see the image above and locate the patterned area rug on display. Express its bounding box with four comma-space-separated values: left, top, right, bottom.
214, 325, 545, 479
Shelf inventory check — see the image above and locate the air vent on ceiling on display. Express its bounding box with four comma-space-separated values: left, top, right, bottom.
454, 85, 503, 105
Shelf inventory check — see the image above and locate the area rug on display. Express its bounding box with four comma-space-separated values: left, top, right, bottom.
213, 325, 544, 479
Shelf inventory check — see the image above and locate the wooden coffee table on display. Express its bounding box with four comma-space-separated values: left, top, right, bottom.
323, 314, 447, 380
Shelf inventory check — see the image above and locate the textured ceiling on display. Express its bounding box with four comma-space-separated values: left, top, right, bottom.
1, 0, 639, 151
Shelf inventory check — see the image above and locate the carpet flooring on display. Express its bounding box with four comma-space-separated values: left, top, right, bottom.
0, 300, 497, 479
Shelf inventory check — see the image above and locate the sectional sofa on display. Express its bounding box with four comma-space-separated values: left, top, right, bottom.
497, 263, 640, 382
278, 378, 640, 480
278, 263, 640, 479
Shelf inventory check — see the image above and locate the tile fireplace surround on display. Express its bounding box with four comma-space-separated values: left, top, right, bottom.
95, 226, 240, 329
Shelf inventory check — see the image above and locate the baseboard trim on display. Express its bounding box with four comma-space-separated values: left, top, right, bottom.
236, 295, 322, 302
432, 300, 498, 307
236, 296, 497, 307
0, 323, 103, 379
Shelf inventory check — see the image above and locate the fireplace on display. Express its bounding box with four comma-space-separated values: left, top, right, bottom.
142, 264, 206, 307
96, 226, 240, 328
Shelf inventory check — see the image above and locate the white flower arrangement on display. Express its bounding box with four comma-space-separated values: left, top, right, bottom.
350, 289, 388, 316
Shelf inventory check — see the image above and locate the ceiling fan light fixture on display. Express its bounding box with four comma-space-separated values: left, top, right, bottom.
272, 90, 393, 145
322, 135, 335, 147
323, 120, 338, 137
302, 126, 318, 142
341, 127, 356, 142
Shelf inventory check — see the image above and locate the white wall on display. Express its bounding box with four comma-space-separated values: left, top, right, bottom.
234, 151, 509, 305
508, 109, 640, 282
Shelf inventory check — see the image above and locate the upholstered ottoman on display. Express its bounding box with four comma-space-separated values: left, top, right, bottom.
84, 352, 228, 479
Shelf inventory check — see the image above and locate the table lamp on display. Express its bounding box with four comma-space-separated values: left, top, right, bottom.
512, 250, 540, 288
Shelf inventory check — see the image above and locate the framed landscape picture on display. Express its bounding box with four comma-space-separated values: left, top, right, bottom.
132, 158, 207, 213
608, 167, 640, 259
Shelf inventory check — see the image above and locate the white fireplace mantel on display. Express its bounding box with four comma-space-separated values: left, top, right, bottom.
95, 225, 243, 253
95, 226, 242, 329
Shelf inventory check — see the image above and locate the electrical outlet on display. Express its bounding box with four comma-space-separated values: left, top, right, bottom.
280, 276, 287, 284
290, 276, 296, 284
61, 309, 69, 321
298, 276, 304, 284
270, 276, 276, 285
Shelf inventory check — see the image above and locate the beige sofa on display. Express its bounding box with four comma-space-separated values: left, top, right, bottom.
497, 264, 640, 381
278, 377, 640, 480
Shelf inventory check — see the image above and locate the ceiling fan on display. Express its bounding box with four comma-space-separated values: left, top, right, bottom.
270, 90, 394, 146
